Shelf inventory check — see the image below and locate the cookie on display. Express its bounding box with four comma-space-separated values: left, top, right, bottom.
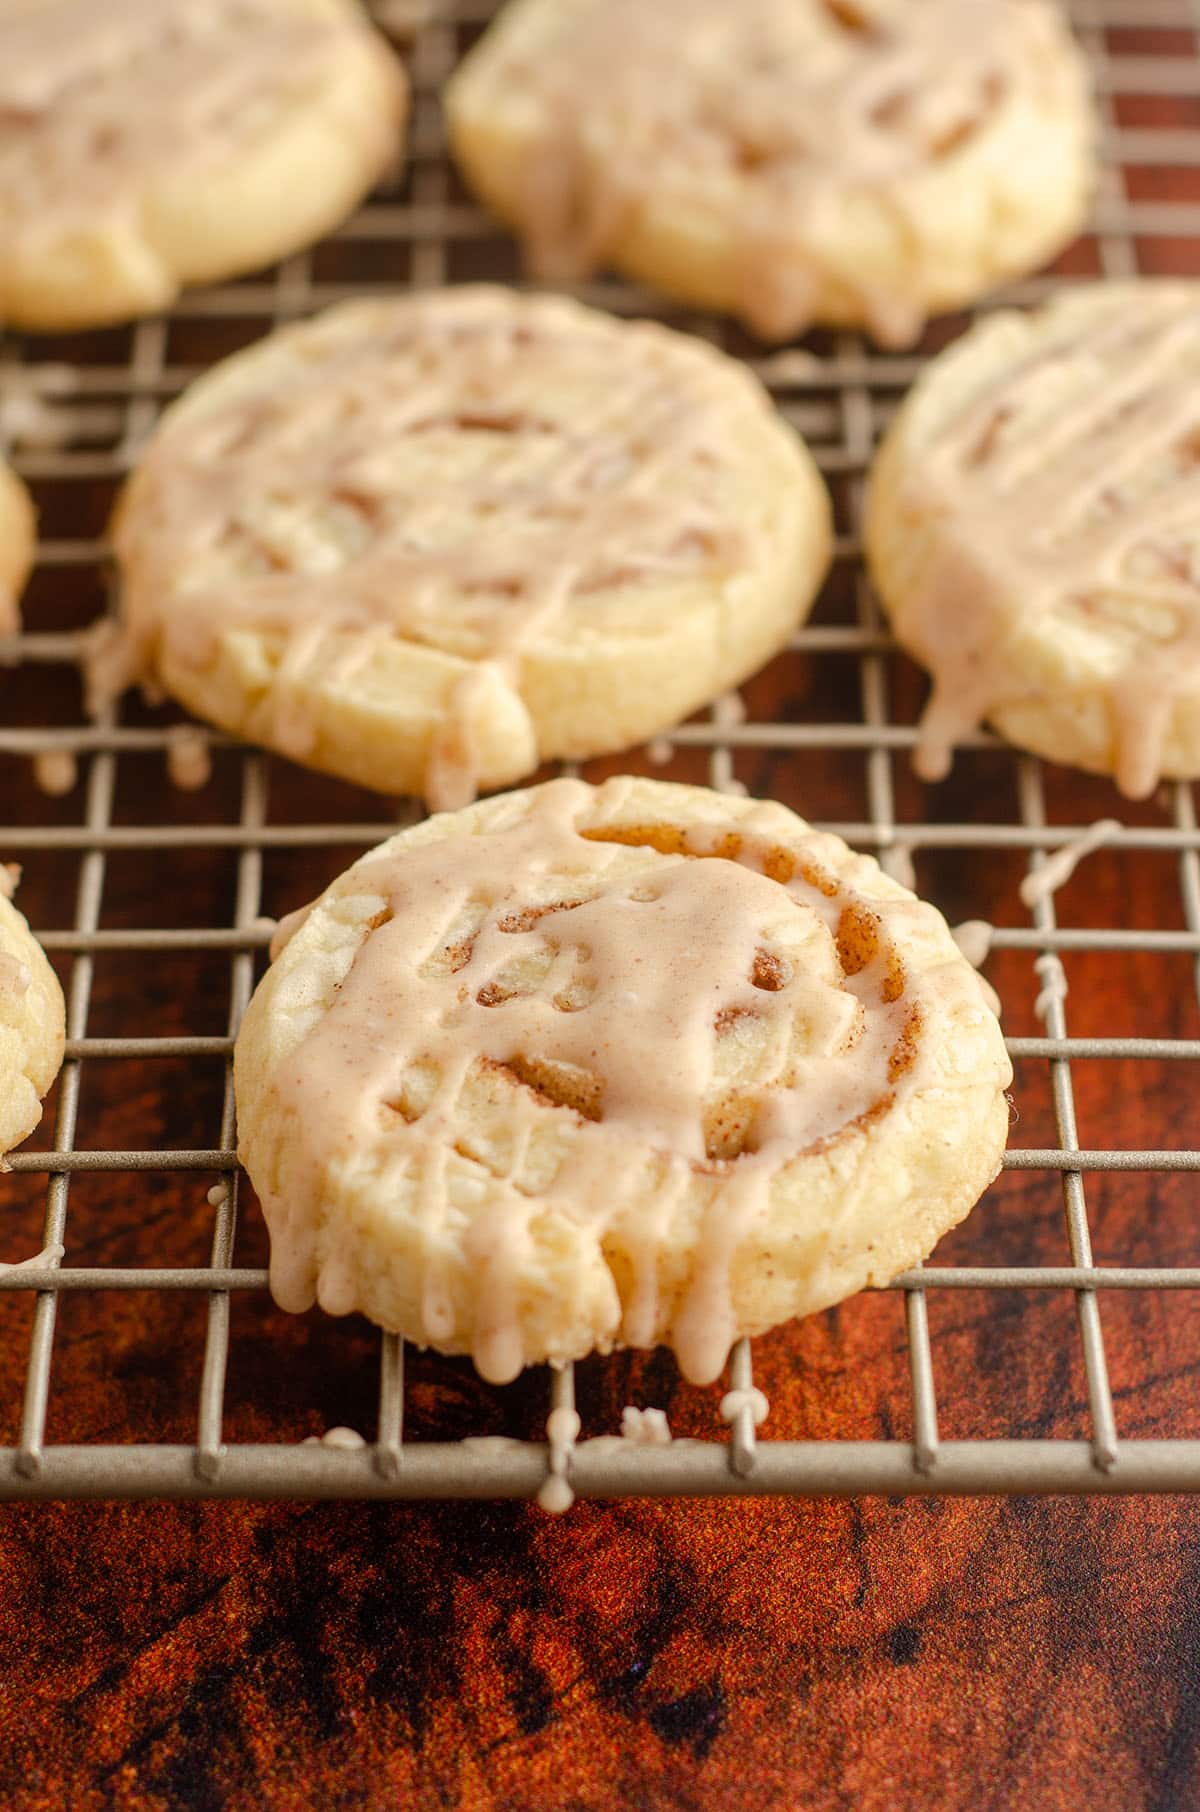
0, 459, 35, 636
108, 287, 832, 807
0, 0, 406, 332
234, 776, 1011, 1385
865, 282, 1200, 797
0, 882, 65, 1159
445, 0, 1095, 347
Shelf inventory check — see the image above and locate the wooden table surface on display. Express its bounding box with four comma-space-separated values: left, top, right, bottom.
3, 7, 1200, 1808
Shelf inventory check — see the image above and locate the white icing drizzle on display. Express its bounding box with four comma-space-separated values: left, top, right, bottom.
459, 0, 1063, 345
537, 1403, 581, 1515
620, 1405, 672, 1446
952, 917, 1002, 1018
302, 1425, 367, 1449
951, 918, 994, 970
0, 1240, 65, 1273
0, 1, 349, 243
900, 291, 1200, 797
1033, 952, 1068, 1022
0, 864, 20, 901
109, 289, 769, 808
881, 843, 917, 893
1019, 819, 1121, 909
720, 1385, 770, 1427
647, 737, 675, 767
206, 1183, 229, 1209
260, 778, 986, 1386
32, 749, 76, 796
166, 726, 212, 792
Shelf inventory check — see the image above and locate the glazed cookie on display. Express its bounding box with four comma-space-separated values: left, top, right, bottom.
0, 0, 406, 332
0, 459, 35, 635
235, 776, 1011, 1385
0, 879, 65, 1158
108, 287, 832, 807
866, 282, 1200, 797
445, 0, 1094, 347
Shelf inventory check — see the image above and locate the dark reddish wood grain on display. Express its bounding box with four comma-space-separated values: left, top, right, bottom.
3, 15, 1200, 1808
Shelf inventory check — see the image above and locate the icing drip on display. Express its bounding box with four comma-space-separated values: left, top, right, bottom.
166, 727, 212, 792
1019, 819, 1121, 908
458, 0, 1054, 345
110, 290, 763, 807
719, 1386, 769, 1427
898, 291, 1200, 796
32, 750, 76, 796
423, 665, 501, 816
0, 1240, 65, 1273
951, 919, 993, 969
881, 844, 917, 892
302, 1425, 367, 1449
263, 778, 980, 1386
0, 865, 20, 900
1033, 952, 1068, 1022
620, 1405, 672, 1446
0, 1, 344, 242
537, 1403, 581, 1515
952, 918, 1001, 1018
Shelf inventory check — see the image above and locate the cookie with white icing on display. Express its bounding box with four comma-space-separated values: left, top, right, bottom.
445, 0, 1094, 348
109, 287, 832, 807
0, 886, 65, 1158
0, 0, 406, 332
234, 776, 1011, 1385
866, 282, 1200, 797
0, 459, 35, 636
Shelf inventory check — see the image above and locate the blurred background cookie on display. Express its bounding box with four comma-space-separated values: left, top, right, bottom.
0, 459, 34, 636
107, 286, 832, 806
0, 0, 407, 332
446, 0, 1095, 347
866, 281, 1200, 797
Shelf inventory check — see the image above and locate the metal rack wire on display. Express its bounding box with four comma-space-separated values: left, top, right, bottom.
2, 0, 1200, 1502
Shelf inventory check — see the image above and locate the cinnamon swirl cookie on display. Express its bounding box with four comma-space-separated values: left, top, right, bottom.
234, 776, 1011, 1385
445, 0, 1094, 347
108, 287, 831, 807
866, 282, 1200, 797
0, 0, 406, 332
0, 882, 64, 1158
0, 460, 34, 636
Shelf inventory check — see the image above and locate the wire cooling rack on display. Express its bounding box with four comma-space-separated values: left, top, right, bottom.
2, 0, 1200, 1504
